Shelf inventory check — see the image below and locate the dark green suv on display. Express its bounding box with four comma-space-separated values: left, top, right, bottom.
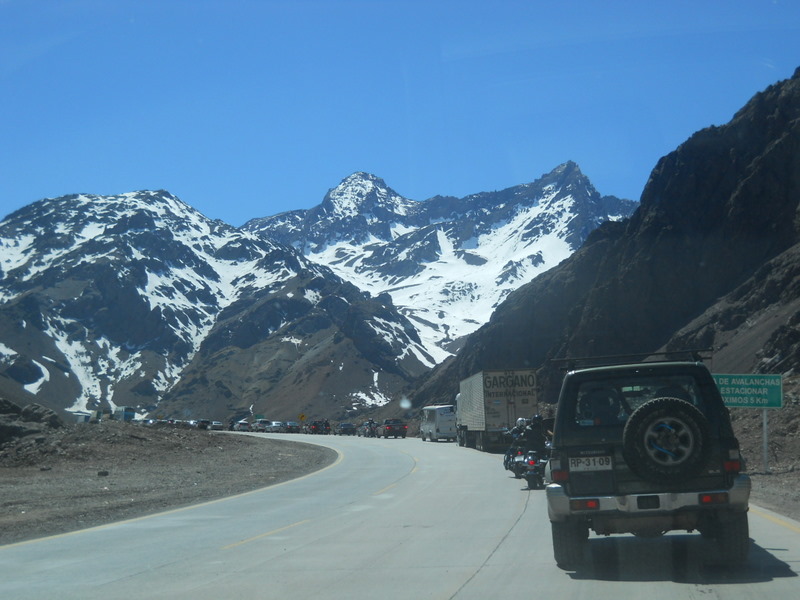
545, 359, 750, 569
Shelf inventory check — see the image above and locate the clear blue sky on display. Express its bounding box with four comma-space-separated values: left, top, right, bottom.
2, 1, 799, 226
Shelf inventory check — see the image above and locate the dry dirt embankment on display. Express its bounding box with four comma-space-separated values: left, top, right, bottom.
0, 415, 336, 546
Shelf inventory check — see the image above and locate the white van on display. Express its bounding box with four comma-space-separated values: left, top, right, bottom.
420, 404, 457, 442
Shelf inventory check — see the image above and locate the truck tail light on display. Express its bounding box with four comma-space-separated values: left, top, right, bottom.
699, 492, 729, 505
570, 499, 600, 511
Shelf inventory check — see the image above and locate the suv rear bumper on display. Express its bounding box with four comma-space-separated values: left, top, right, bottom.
547, 474, 751, 526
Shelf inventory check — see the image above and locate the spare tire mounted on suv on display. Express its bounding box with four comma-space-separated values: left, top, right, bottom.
546, 359, 751, 569
622, 396, 710, 482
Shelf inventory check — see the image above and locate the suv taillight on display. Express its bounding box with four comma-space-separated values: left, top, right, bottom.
549, 459, 568, 482
723, 460, 742, 473
570, 498, 600, 511
699, 492, 729, 505
724, 449, 743, 473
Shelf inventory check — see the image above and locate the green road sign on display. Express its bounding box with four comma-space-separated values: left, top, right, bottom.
712, 373, 783, 408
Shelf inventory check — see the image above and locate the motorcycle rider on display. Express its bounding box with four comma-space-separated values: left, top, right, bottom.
504, 417, 530, 469
523, 414, 550, 454
521, 414, 551, 488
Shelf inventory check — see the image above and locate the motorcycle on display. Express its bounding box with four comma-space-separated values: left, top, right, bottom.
503, 427, 527, 472
504, 446, 521, 470
510, 451, 529, 479
523, 449, 549, 489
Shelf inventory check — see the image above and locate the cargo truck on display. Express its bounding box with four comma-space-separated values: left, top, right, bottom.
455, 369, 537, 451
420, 404, 457, 442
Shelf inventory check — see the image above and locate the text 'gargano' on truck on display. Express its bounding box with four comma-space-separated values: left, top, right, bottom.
455, 369, 538, 451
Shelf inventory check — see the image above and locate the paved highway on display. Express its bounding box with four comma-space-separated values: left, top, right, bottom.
1, 433, 799, 599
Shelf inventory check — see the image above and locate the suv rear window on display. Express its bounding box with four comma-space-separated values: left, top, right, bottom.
572, 373, 704, 428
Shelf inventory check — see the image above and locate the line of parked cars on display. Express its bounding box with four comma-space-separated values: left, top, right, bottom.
144, 418, 225, 430
232, 419, 302, 433
149, 416, 411, 440
356, 418, 408, 438
225, 417, 409, 438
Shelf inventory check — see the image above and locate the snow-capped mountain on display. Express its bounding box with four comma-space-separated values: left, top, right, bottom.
244, 162, 636, 358
0, 164, 634, 421
0, 191, 430, 420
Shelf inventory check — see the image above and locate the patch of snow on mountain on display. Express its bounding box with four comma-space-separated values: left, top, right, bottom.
281, 336, 303, 348
349, 375, 393, 407
76, 221, 106, 241
327, 179, 373, 218
0, 341, 16, 362
303, 289, 322, 304
23, 359, 50, 394
390, 222, 415, 239
46, 318, 107, 414
0, 234, 36, 275
403, 338, 442, 367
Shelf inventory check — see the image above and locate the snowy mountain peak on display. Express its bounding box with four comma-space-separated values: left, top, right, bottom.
246, 163, 637, 359
0, 190, 255, 303
322, 172, 417, 219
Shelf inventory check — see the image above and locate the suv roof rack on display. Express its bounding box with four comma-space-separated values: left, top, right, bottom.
550, 349, 712, 371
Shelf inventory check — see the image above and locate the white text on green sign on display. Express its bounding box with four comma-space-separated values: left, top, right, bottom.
712, 373, 783, 409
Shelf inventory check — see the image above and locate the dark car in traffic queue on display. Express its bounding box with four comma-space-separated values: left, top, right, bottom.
335, 422, 357, 435
377, 418, 408, 438
308, 420, 330, 434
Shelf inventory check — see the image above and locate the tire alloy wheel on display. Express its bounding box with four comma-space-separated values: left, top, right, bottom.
622, 397, 710, 482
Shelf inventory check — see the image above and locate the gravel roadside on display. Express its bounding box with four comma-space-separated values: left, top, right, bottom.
0, 422, 337, 546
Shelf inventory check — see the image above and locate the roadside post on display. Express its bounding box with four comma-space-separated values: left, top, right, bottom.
712, 373, 783, 472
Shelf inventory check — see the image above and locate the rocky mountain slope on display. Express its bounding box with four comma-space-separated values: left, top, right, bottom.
413, 67, 800, 408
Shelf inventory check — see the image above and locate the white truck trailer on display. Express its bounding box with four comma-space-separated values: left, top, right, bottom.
456, 369, 537, 451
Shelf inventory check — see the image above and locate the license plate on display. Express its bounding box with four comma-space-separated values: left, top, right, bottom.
569, 456, 613, 472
